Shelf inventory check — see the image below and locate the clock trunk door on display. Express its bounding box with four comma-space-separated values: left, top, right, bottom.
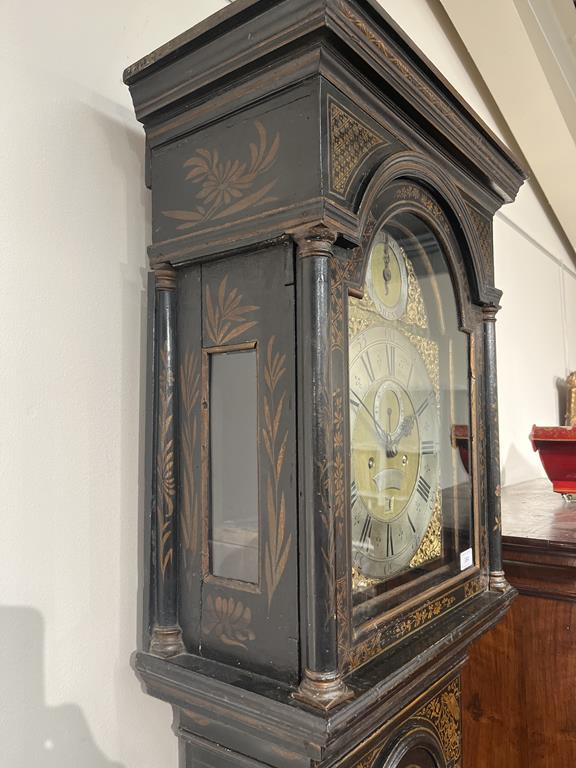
177, 245, 299, 683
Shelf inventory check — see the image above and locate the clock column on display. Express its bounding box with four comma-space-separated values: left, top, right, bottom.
483, 304, 509, 593
149, 266, 186, 658
292, 225, 353, 710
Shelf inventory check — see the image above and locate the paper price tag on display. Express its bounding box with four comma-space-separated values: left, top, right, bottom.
460, 548, 474, 571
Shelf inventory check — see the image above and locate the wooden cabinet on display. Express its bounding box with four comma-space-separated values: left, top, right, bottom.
462, 479, 576, 766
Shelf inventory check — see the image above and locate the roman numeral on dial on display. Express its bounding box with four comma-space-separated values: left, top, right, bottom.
386, 344, 396, 376
421, 440, 435, 455
416, 476, 431, 503
351, 480, 359, 508
359, 515, 373, 550
361, 352, 376, 382
406, 362, 414, 388
386, 524, 394, 556
416, 394, 432, 417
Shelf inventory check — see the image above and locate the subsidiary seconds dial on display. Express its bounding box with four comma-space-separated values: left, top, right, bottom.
365, 233, 408, 320
349, 325, 440, 580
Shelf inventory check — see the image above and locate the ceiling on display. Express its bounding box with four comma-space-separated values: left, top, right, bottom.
439, 0, 576, 251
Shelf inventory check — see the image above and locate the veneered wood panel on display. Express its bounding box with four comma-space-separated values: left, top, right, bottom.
462, 594, 576, 767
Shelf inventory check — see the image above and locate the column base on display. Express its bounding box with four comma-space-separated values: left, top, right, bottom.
292, 669, 354, 711
489, 570, 511, 593
149, 625, 186, 658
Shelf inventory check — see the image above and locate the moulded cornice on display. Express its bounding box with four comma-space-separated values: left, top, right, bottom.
124, 0, 526, 206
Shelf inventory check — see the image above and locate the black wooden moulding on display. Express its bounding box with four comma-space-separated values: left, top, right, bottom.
124, 2, 526, 767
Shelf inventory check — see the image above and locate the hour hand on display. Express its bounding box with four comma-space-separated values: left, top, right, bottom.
350, 388, 391, 451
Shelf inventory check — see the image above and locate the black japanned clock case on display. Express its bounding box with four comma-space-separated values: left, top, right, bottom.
124, 1, 526, 767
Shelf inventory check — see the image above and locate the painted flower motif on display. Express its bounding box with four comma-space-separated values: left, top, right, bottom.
193, 154, 251, 209
203, 595, 256, 649
162, 121, 280, 229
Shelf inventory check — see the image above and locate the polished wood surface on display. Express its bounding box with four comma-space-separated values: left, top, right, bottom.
462, 479, 576, 767
501, 477, 576, 544
502, 478, 576, 601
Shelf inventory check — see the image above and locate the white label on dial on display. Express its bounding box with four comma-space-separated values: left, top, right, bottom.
460, 548, 474, 571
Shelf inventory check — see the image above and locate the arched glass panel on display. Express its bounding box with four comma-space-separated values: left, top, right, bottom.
349, 211, 472, 610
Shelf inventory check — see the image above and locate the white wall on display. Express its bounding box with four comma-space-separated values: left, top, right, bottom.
0, 1, 572, 767
0, 1, 227, 766
495, 196, 576, 485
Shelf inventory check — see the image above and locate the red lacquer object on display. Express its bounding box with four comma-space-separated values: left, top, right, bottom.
530, 425, 576, 496
451, 424, 470, 474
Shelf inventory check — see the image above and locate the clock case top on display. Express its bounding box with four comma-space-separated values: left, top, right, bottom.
125, 0, 523, 295
125, 0, 526, 764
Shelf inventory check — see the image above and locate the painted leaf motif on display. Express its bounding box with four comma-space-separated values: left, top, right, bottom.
265, 548, 274, 603
204, 276, 258, 346
276, 433, 287, 481
261, 133, 280, 172
156, 340, 176, 581
202, 594, 256, 649
218, 320, 258, 345
267, 477, 276, 558
262, 336, 292, 611
161, 209, 205, 222
179, 350, 200, 561
213, 179, 277, 221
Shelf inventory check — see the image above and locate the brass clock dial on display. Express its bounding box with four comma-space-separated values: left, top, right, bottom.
349, 325, 439, 580
348, 228, 444, 586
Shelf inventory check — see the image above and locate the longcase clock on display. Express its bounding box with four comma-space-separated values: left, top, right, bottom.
124, 2, 526, 767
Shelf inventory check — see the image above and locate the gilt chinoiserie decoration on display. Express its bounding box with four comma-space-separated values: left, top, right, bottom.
566, 372, 576, 427
124, 1, 525, 766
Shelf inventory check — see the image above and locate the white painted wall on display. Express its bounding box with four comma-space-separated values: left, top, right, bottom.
0, 1, 572, 767
0, 1, 228, 766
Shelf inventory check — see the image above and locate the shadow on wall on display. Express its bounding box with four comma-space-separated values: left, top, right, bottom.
556, 375, 568, 426
501, 443, 543, 487
0, 606, 124, 768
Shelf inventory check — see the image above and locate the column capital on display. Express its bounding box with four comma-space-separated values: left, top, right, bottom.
291, 223, 338, 259
154, 265, 177, 291
482, 304, 501, 322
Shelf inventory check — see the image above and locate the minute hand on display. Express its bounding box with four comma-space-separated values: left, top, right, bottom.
350, 389, 390, 450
